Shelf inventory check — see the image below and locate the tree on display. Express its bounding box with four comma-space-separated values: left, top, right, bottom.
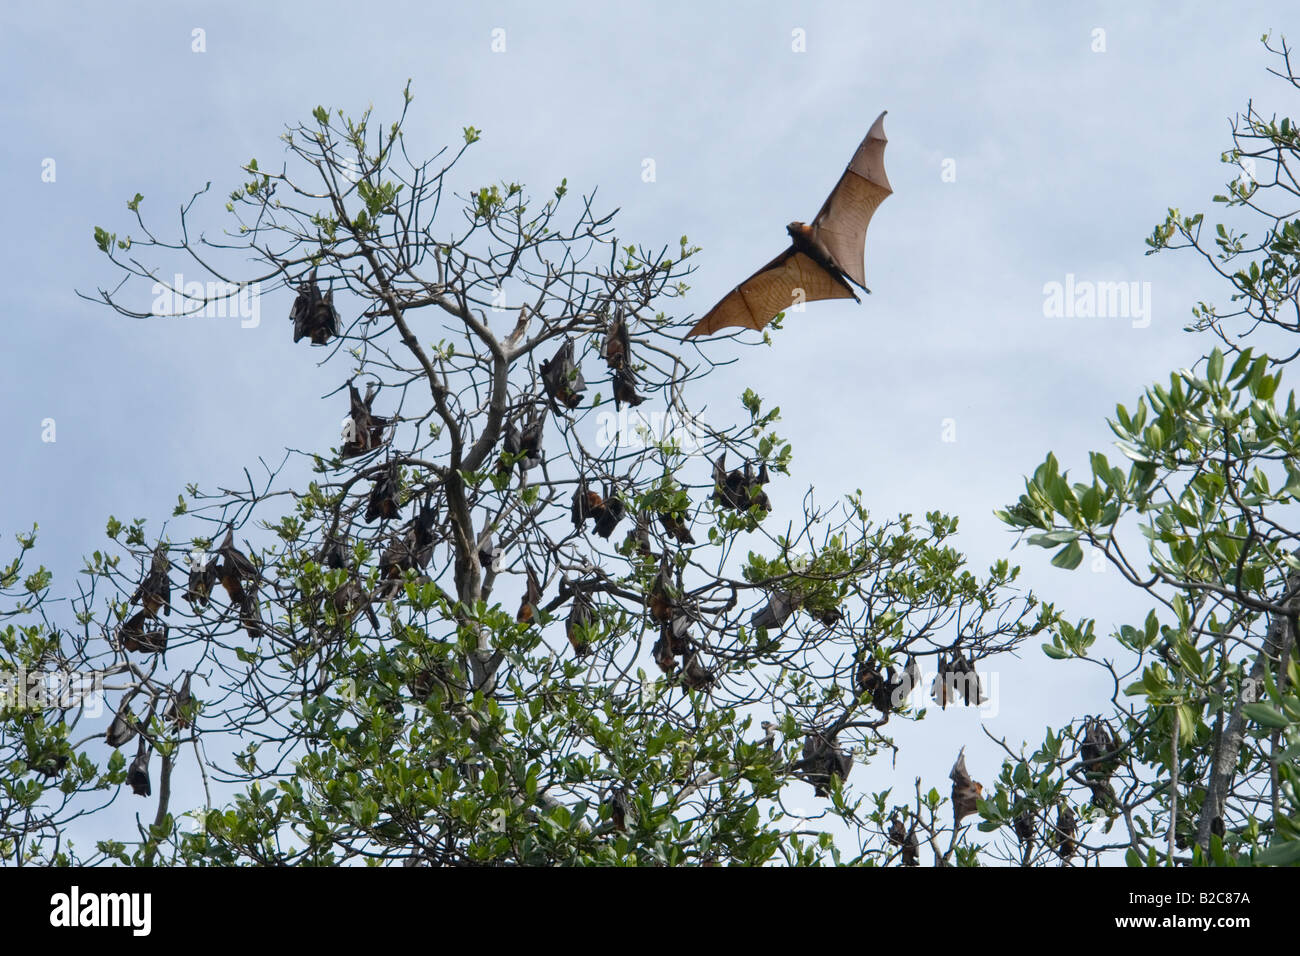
1, 86, 1048, 866
985, 36, 1300, 867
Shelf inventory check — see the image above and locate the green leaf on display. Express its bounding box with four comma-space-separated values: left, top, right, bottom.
1254, 840, 1300, 866
1242, 702, 1291, 730
1050, 540, 1084, 570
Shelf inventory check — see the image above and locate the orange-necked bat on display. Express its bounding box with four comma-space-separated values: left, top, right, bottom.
686, 111, 892, 337
950, 748, 982, 824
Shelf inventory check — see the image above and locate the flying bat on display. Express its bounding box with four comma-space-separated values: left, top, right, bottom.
686, 111, 892, 338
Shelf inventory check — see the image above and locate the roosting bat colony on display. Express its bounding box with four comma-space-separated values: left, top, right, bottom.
99, 108, 989, 826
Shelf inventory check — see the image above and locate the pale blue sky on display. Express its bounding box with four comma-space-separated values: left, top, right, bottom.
1, 0, 1293, 853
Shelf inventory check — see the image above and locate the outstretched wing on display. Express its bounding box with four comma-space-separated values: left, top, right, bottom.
685, 247, 855, 337
811, 110, 892, 290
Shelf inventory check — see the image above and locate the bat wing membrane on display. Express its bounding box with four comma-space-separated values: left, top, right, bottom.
686, 248, 854, 337
811, 110, 892, 290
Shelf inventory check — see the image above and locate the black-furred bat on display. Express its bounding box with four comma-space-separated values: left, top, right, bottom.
217, 528, 262, 638
539, 338, 587, 411
750, 589, 796, 632
591, 482, 626, 539
799, 733, 853, 798
106, 698, 136, 748
289, 270, 341, 346
366, 462, 401, 523
611, 366, 645, 410
652, 612, 692, 674
120, 610, 168, 654
687, 111, 891, 337
164, 671, 195, 729
130, 543, 171, 617
341, 383, 391, 459
566, 591, 594, 658
184, 547, 219, 608
658, 510, 695, 545
127, 735, 151, 797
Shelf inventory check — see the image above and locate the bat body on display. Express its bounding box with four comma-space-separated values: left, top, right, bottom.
799, 733, 853, 797
341, 384, 390, 459
289, 271, 341, 345
540, 338, 586, 411
950, 748, 983, 823
130, 544, 172, 617
217, 529, 262, 638
366, 464, 401, 523
184, 548, 219, 608
127, 737, 151, 797
687, 111, 892, 337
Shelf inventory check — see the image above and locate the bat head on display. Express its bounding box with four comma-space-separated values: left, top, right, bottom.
786, 221, 812, 240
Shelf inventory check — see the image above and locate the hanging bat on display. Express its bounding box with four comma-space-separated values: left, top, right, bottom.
566, 591, 594, 658
127, 736, 152, 797
933, 651, 984, 707
592, 482, 626, 539
379, 498, 439, 584
1014, 811, 1037, 861
502, 409, 546, 475
217, 528, 262, 638
319, 534, 351, 571
750, 589, 796, 632
608, 787, 630, 833
121, 613, 168, 655
653, 612, 693, 674
1080, 715, 1120, 779
679, 650, 714, 691
517, 564, 543, 624
889, 813, 920, 866
184, 546, 219, 608
289, 270, 341, 346
950, 748, 983, 824
648, 557, 674, 624
340, 383, 390, 458
658, 510, 695, 546
476, 528, 502, 574
686, 111, 892, 337
539, 338, 587, 411
105, 698, 137, 748
571, 481, 604, 530
1051, 804, 1078, 860
624, 511, 655, 558
331, 576, 381, 631
604, 310, 631, 369
129, 543, 171, 617
164, 671, 195, 729
611, 366, 645, 410
365, 463, 401, 523
799, 732, 853, 798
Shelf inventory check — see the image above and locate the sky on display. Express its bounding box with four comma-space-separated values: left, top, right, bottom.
1, 0, 1295, 858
